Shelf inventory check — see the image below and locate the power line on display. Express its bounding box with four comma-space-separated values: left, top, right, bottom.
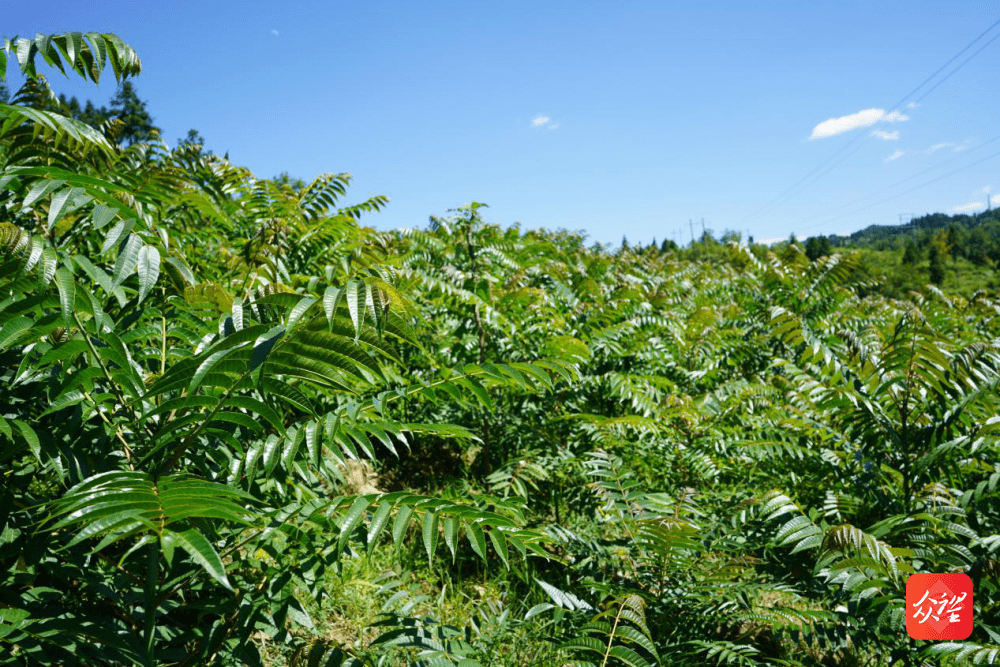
740, 15, 1000, 227
790, 133, 1000, 232
910, 29, 1000, 106
792, 147, 1000, 233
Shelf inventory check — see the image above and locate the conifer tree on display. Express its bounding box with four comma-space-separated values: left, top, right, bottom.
929, 242, 946, 285
109, 81, 160, 146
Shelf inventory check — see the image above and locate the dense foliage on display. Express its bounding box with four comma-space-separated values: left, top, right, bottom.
2, 33, 999, 667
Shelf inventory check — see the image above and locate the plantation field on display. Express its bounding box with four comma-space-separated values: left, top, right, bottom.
2, 33, 999, 666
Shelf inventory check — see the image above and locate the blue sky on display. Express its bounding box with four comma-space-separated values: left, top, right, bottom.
4, 1, 1000, 246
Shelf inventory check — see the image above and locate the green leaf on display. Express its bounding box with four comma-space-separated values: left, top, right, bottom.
338, 496, 371, 552
466, 523, 487, 562
249, 325, 285, 372
41, 246, 57, 283
54, 266, 76, 327
14, 419, 41, 463
607, 645, 652, 667
91, 203, 118, 229
0, 316, 34, 350
422, 510, 439, 562
21, 178, 66, 210
168, 528, 233, 591
135, 244, 160, 303
286, 296, 317, 330
346, 280, 362, 340
323, 285, 344, 327
487, 528, 509, 570
101, 218, 135, 254
367, 500, 393, 553
164, 255, 195, 286
224, 396, 287, 436
47, 187, 90, 231
443, 516, 458, 558
111, 233, 142, 289
73, 254, 125, 306
392, 503, 414, 546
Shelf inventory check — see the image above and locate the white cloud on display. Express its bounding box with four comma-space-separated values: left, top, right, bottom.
983, 186, 992, 194
925, 141, 971, 154
871, 130, 899, 141
952, 200, 985, 213
907, 102, 918, 109
992, 194, 1000, 207
809, 107, 910, 139
270, 29, 280, 37
885, 150, 905, 162
531, 115, 551, 128
547, 122, 560, 130
810, 108, 884, 139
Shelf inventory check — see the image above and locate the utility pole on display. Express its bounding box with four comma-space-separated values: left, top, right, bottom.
689, 219, 695, 246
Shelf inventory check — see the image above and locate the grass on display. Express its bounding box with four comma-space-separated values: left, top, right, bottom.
262, 532, 561, 666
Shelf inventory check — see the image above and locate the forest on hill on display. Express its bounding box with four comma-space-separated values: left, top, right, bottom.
2, 33, 1000, 667
797, 212, 1000, 300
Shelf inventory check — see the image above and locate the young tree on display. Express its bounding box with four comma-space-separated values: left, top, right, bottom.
804, 236, 832, 261
273, 171, 307, 192
967, 226, 993, 266
720, 229, 742, 244
177, 128, 212, 156
928, 241, 946, 285
805, 236, 821, 261
902, 238, 921, 265
946, 224, 966, 262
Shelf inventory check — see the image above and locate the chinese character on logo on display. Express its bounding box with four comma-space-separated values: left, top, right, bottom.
906, 573, 973, 640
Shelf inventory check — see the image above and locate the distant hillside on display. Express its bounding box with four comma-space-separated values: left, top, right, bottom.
826, 210, 1000, 250
792, 210, 1000, 299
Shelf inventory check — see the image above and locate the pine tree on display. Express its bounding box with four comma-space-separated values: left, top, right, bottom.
902, 239, 920, 265
928, 242, 946, 285
81, 99, 111, 128
109, 81, 160, 146
805, 237, 821, 261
